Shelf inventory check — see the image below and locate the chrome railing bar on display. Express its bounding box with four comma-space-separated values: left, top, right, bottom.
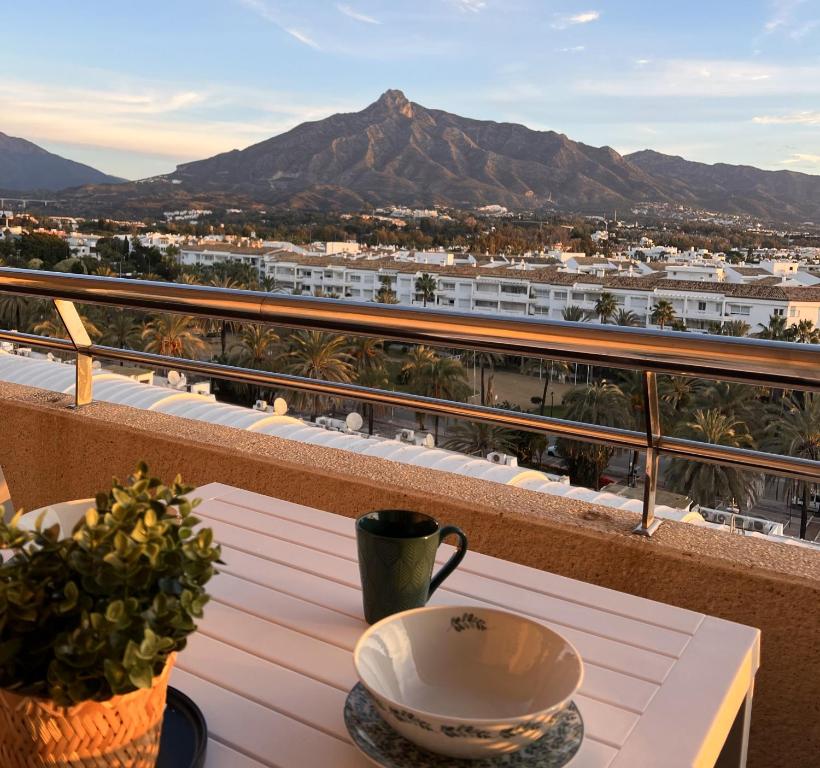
0, 329, 75, 353
635, 371, 662, 536
82, 342, 819, 485
87, 343, 647, 450
0, 269, 818, 390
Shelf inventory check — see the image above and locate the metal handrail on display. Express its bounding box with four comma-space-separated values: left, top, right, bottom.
1, 267, 819, 537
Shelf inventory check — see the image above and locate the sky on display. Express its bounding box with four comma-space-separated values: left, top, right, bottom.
2, 0, 819, 180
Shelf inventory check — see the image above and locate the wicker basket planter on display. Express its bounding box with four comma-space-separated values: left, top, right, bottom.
0, 653, 175, 768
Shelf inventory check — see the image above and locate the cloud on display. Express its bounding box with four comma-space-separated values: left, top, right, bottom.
782, 153, 820, 166
753, 110, 820, 125
336, 3, 379, 24
237, 0, 321, 48
452, 0, 486, 13
635, 59, 651, 66
0, 77, 353, 172
552, 10, 600, 29
575, 59, 820, 97
764, 0, 818, 38
558, 45, 585, 52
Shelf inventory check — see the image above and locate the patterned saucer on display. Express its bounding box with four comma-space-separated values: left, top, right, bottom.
344, 683, 584, 768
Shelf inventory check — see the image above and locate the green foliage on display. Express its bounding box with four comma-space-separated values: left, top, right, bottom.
0, 463, 221, 705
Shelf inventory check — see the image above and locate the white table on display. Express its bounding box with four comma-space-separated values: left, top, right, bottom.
173, 483, 760, 768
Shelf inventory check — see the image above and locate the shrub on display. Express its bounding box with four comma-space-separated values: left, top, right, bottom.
0, 463, 220, 705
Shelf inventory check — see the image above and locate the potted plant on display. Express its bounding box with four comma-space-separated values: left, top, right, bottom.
0, 462, 221, 767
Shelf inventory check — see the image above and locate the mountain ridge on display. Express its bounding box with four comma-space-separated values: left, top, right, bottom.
0, 132, 124, 192
42, 90, 820, 222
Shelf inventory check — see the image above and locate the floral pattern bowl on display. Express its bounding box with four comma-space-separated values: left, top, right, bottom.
353, 605, 584, 759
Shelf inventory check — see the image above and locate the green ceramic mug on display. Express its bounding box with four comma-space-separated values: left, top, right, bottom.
356, 510, 468, 624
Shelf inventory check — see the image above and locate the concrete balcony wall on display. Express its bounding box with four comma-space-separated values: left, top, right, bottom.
0, 381, 817, 768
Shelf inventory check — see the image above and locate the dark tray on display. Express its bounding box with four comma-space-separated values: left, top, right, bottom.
157, 686, 208, 768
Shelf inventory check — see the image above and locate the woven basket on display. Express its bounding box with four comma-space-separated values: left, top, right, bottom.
0, 653, 176, 768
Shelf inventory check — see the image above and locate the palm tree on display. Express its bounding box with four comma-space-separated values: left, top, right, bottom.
473, 351, 504, 406
692, 380, 760, 430
230, 324, 281, 404
99, 311, 142, 349
0, 295, 40, 333
590, 292, 618, 324
375, 275, 399, 304
401, 346, 438, 428
650, 299, 676, 330
413, 354, 471, 442
209, 274, 240, 356
33, 308, 102, 341
559, 382, 633, 489
347, 337, 386, 377
444, 422, 516, 457
357, 365, 390, 435
561, 305, 585, 322
282, 331, 354, 419
94, 265, 118, 277
791, 319, 820, 344
613, 309, 641, 327
414, 273, 437, 307
721, 319, 751, 337
141, 314, 206, 358
665, 409, 762, 513
755, 314, 790, 340
763, 393, 820, 539
231, 324, 280, 368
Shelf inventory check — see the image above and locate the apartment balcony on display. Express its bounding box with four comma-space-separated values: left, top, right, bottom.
0, 269, 818, 768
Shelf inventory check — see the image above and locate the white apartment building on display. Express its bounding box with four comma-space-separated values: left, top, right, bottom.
175, 246, 820, 333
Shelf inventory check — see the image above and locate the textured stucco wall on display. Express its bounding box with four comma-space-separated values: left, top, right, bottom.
1, 382, 818, 768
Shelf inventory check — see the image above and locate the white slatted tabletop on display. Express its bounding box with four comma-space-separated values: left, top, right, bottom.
172, 483, 760, 768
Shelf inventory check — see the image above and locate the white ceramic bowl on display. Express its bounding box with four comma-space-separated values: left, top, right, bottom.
353, 605, 583, 759
16, 499, 94, 538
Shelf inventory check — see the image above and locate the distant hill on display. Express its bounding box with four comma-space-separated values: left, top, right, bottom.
61, 90, 820, 221
0, 132, 123, 192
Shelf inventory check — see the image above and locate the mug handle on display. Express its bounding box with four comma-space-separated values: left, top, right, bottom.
428, 525, 468, 598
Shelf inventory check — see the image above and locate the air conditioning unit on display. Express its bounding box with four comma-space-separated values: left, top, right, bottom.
397, 429, 415, 443
487, 452, 518, 467
16, 347, 31, 357
253, 400, 268, 411
315, 416, 332, 429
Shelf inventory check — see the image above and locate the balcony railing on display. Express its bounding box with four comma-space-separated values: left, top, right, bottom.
1, 267, 819, 538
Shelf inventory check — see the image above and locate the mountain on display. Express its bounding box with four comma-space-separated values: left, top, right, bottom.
625, 150, 820, 222
0, 132, 123, 192
64, 90, 820, 221
168, 89, 669, 212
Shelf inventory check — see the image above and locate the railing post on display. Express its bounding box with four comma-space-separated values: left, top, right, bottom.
54, 299, 92, 407
634, 370, 662, 537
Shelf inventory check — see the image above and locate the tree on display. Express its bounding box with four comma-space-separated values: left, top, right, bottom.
413, 354, 471, 442
590, 292, 617, 324
473, 351, 503, 406
561, 305, 585, 322
763, 393, 820, 539
357, 365, 390, 436
720, 319, 751, 337
650, 299, 676, 330
347, 337, 386, 377
230, 324, 281, 404
665, 409, 762, 513
791, 319, 820, 344
400, 346, 438, 429
613, 309, 641, 327
414, 273, 437, 307
281, 331, 354, 419
98, 311, 142, 349
375, 275, 399, 304
558, 382, 633, 488
33, 308, 101, 341
755, 314, 790, 340
0, 295, 40, 334
141, 315, 206, 359
443, 421, 516, 457
208, 275, 240, 356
